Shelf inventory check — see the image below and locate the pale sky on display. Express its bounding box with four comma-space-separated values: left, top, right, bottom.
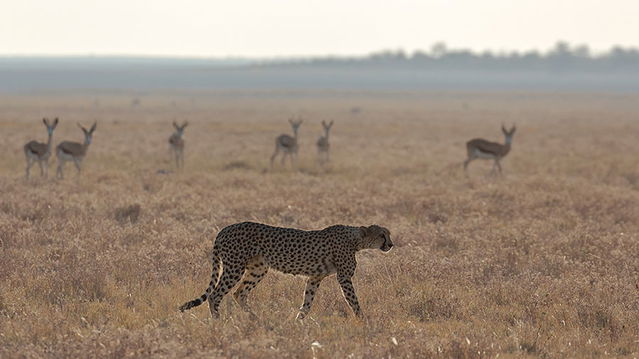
2, 0, 638, 57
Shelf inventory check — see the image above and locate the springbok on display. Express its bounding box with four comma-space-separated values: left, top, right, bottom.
24, 117, 59, 179
464, 124, 516, 174
270, 118, 303, 168
316, 120, 334, 164
56, 122, 97, 179
169, 121, 188, 169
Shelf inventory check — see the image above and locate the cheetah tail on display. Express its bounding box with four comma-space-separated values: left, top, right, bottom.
179, 249, 221, 312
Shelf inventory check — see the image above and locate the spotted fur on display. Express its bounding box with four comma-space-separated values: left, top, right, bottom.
179, 222, 393, 319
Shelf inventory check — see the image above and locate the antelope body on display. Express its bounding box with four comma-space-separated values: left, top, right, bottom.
56, 122, 96, 179
464, 125, 516, 174
169, 121, 188, 169
316, 120, 334, 164
24, 118, 59, 179
271, 118, 302, 167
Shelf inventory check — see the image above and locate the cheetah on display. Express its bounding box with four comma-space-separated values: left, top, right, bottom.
179, 222, 393, 319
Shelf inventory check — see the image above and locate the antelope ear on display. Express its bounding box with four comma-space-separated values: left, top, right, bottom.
173, 121, 179, 130
182, 121, 189, 129
77, 123, 88, 133
511, 125, 516, 134
321, 120, 326, 126
502, 124, 508, 134
329, 120, 334, 127
90, 122, 97, 133
53, 118, 59, 126
359, 226, 369, 237
43, 118, 48, 126
289, 119, 294, 125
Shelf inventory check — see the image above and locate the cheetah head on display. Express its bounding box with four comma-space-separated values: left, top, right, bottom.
359, 225, 393, 252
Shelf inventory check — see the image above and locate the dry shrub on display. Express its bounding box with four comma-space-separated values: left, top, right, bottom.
34, 246, 110, 305
576, 302, 622, 340
223, 160, 253, 171
115, 203, 142, 224
407, 291, 459, 321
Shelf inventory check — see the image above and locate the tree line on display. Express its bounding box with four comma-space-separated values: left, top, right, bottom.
262, 42, 639, 73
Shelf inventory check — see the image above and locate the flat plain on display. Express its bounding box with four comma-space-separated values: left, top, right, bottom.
1, 91, 638, 358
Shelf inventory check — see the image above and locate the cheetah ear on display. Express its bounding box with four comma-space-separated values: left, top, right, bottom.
359, 226, 369, 237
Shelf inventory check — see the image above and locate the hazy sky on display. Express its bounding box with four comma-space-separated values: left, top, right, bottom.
2, 0, 638, 57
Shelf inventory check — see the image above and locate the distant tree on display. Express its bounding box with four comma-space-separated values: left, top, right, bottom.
410, 50, 432, 66
368, 50, 407, 65
604, 46, 639, 71
549, 41, 572, 57
573, 44, 590, 58
411, 50, 429, 60
430, 42, 448, 57
547, 41, 575, 70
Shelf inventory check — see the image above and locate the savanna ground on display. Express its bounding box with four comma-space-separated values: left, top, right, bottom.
1, 91, 638, 358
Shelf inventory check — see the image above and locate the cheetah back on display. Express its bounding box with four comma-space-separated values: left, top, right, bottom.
215, 222, 356, 276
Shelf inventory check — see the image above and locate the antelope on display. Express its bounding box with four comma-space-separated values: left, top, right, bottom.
169, 121, 188, 169
56, 122, 97, 179
464, 124, 516, 174
270, 118, 303, 168
24, 117, 59, 179
316, 120, 334, 164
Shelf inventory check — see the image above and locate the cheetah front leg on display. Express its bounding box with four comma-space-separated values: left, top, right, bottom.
337, 272, 362, 318
296, 275, 326, 320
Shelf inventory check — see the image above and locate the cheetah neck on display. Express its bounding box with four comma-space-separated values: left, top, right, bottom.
353, 227, 373, 251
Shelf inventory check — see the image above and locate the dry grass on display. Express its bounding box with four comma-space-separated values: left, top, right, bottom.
1, 91, 639, 358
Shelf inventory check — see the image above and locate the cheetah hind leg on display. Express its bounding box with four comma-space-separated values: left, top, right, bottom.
208, 263, 244, 319
233, 256, 268, 318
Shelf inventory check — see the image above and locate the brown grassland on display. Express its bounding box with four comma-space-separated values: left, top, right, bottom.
1, 91, 638, 358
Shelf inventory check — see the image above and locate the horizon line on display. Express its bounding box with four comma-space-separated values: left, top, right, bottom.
2, 41, 639, 60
